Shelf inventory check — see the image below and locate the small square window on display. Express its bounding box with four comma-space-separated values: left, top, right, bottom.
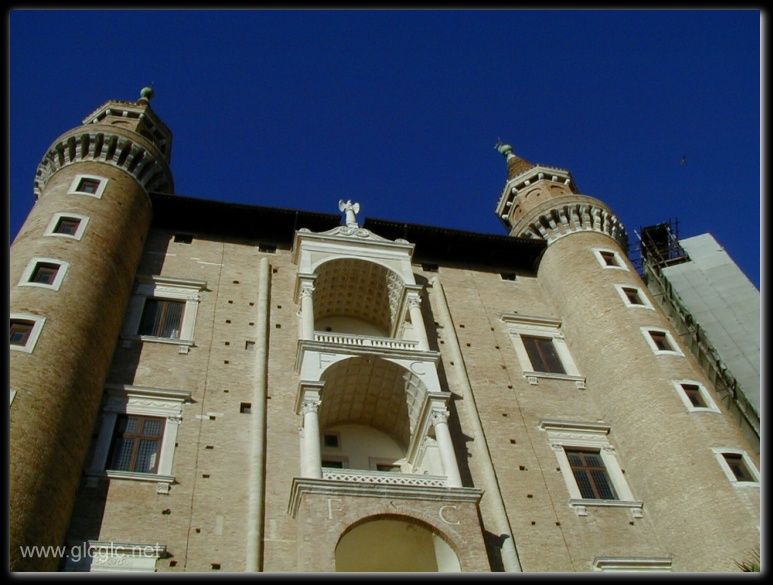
673, 380, 719, 413
681, 383, 706, 408
10, 321, 34, 346
622, 287, 643, 305
600, 251, 619, 266
649, 331, 672, 351
30, 263, 60, 285
722, 453, 756, 482
139, 299, 185, 339
68, 175, 107, 198
54, 217, 81, 235
76, 178, 101, 194
323, 433, 340, 448
593, 248, 629, 271
108, 414, 165, 474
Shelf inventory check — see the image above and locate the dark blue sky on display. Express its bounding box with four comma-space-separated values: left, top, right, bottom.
9, 9, 761, 287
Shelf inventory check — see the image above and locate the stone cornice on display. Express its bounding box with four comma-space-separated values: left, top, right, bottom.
34, 126, 174, 198
288, 476, 483, 517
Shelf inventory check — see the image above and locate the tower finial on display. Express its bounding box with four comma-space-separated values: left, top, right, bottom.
494, 138, 514, 159
139, 86, 154, 102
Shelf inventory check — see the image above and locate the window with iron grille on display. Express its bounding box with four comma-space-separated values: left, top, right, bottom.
565, 448, 618, 500
521, 335, 566, 374
108, 415, 165, 473
139, 299, 185, 339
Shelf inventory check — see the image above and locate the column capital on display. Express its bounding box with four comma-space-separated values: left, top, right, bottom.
407, 294, 422, 309
294, 380, 325, 415
430, 407, 450, 426
300, 397, 321, 415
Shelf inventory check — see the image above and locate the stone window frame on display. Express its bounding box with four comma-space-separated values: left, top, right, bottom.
592, 247, 629, 271
672, 379, 720, 413
17, 257, 70, 291
711, 448, 760, 487
85, 384, 191, 494
613, 283, 654, 310
641, 326, 684, 357
539, 419, 643, 518
64, 541, 166, 572
592, 557, 673, 572
43, 211, 90, 240
502, 313, 585, 388
67, 174, 108, 199
10, 313, 46, 354
121, 275, 206, 352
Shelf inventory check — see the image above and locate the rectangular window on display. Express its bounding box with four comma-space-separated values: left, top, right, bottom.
323, 433, 340, 448
376, 463, 401, 472
521, 335, 566, 374
108, 415, 164, 473
30, 262, 60, 285
722, 453, 756, 482
681, 383, 706, 408
138, 299, 185, 339
10, 321, 34, 346
649, 331, 672, 351
77, 178, 101, 194
565, 448, 618, 500
622, 287, 643, 305
322, 459, 344, 469
54, 217, 81, 235
600, 251, 619, 266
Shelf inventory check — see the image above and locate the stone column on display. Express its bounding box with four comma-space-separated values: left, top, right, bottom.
407, 293, 429, 350
299, 281, 316, 341
300, 393, 322, 479
431, 407, 462, 487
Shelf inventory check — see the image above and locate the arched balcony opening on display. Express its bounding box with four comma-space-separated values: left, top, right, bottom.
334, 515, 461, 572
316, 357, 444, 481
313, 258, 404, 338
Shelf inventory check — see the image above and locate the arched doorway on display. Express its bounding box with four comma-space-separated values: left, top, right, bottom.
335, 515, 461, 572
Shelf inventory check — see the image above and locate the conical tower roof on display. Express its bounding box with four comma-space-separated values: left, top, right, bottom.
495, 141, 535, 180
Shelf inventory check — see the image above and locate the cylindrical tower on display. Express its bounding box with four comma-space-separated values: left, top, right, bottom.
9, 89, 174, 571
493, 142, 759, 570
